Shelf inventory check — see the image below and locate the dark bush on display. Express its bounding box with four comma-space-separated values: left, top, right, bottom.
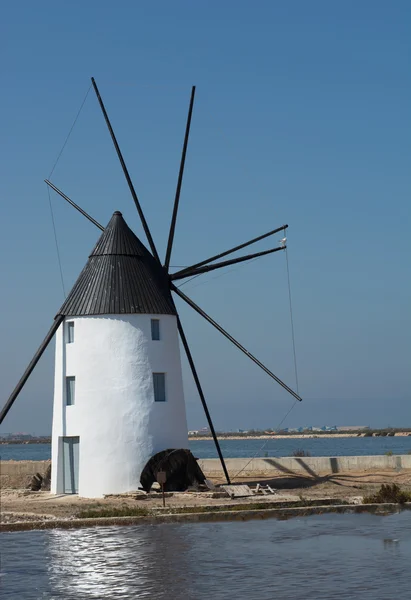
363, 484, 411, 504
292, 449, 311, 457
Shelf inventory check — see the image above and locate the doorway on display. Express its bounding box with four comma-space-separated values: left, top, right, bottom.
62, 436, 79, 494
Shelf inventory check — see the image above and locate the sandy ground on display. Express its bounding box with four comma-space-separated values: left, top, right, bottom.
2, 469, 411, 524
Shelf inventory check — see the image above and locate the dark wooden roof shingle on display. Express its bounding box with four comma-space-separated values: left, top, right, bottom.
57, 211, 176, 317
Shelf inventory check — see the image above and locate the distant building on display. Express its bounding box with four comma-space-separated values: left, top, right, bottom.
0, 432, 33, 440
188, 427, 211, 436
338, 426, 369, 431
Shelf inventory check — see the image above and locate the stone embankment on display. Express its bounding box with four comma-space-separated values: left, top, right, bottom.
1, 455, 411, 489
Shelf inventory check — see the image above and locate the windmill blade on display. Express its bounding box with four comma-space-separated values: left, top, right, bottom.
164, 86, 196, 271
90, 77, 160, 263
176, 316, 231, 484
0, 315, 64, 425
172, 285, 302, 402
171, 245, 285, 281
45, 180, 104, 231
173, 224, 288, 279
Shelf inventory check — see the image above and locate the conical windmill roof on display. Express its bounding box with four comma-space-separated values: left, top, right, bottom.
57, 211, 176, 317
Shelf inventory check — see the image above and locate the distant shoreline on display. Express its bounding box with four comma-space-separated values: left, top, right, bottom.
0, 439, 51, 445
1, 430, 410, 444
191, 432, 411, 440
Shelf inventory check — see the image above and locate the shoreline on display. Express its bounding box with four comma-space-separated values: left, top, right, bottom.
2, 502, 411, 533
1, 431, 411, 445
191, 432, 411, 440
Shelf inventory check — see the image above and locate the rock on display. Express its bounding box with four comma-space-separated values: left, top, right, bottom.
26, 465, 51, 491
42, 464, 51, 491
28, 473, 43, 491
348, 496, 363, 505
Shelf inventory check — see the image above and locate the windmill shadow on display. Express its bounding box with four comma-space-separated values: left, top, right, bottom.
229, 457, 403, 491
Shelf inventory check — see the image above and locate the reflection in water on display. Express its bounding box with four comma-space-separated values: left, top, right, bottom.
1, 512, 411, 599
46, 525, 193, 599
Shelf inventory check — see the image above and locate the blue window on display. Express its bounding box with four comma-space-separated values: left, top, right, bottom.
67, 322, 74, 343
62, 436, 79, 494
151, 319, 160, 341
66, 376, 75, 406
153, 373, 166, 402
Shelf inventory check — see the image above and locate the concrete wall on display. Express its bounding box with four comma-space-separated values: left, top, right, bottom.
199, 455, 411, 477
2, 455, 411, 490
0, 460, 51, 489
51, 314, 188, 498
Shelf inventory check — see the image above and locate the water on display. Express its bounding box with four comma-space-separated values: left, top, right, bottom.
1, 512, 410, 599
1, 435, 410, 461
0, 444, 51, 461
191, 436, 411, 458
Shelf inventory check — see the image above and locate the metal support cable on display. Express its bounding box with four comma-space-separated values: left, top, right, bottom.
46, 185, 66, 297
285, 240, 299, 395
174, 224, 288, 280
46, 82, 92, 299
229, 400, 299, 481
48, 83, 92, 179
176, 273, 202, 288
172, 284, 302, 402
229, 233, 302, 481
171, 246, 285, 281
177, 256, 260, 293
44, 180, 105, 231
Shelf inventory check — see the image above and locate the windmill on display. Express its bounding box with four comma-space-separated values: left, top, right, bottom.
0, 79, 302, 498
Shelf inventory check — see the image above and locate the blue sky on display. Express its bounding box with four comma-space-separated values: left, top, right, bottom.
1, 1, 410, 435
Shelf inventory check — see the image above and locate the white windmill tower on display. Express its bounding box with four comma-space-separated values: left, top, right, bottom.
0, 78, 302, 498
50, 211, 189, 497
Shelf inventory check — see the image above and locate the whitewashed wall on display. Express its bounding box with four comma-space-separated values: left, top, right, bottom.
51, 314, 188, 498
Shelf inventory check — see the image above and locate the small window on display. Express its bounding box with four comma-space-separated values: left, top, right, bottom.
67, 322, 74, 343
151, 319, 160, 341
66, 376, 75, 406
153, 373, 166, 402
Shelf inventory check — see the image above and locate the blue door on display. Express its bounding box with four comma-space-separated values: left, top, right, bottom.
63, 436, 79, 494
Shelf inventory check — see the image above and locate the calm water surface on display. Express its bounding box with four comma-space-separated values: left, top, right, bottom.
1, 512, 410, 599
1, 436, 410, 461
